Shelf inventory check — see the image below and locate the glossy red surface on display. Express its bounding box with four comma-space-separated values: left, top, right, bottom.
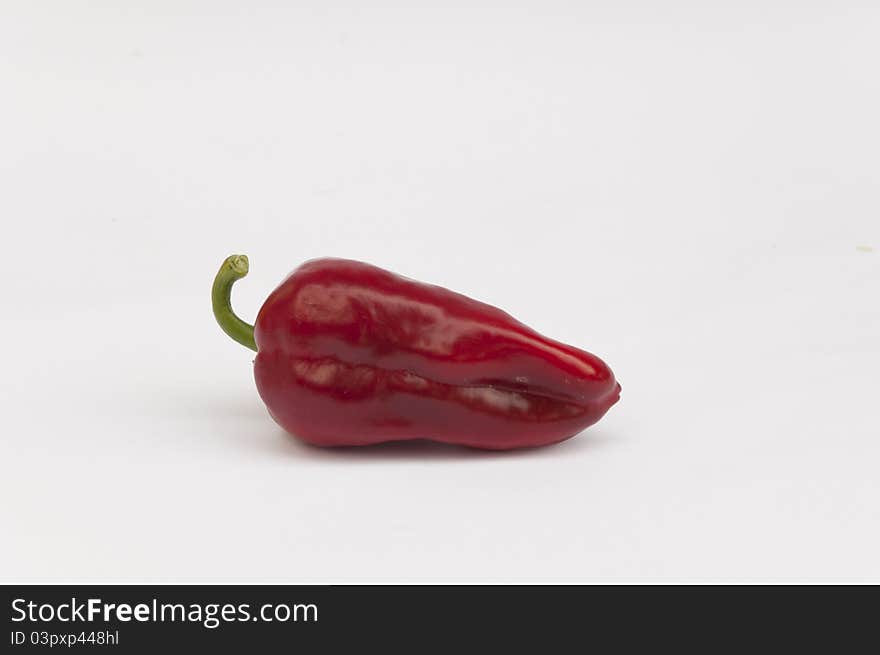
253, 259, 620, 449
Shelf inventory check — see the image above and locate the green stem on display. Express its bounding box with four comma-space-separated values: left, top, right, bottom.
212, 255, 257, 351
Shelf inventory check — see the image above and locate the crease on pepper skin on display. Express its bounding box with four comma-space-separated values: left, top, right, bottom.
213, 255, 621, 450
275, 353, 589, 421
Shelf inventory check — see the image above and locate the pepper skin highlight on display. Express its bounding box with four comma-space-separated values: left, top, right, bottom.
213, 255, 620, 450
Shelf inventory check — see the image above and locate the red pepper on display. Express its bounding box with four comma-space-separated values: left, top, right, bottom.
212, 255, 620, 450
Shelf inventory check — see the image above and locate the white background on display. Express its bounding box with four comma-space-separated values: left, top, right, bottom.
2, 2, 878, 583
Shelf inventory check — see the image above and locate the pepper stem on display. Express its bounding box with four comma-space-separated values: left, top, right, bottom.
212, 255, 257, 352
